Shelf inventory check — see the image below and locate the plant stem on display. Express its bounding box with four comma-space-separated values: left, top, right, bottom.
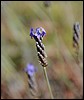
75, 46, 80, 64
43, 67, 54, 99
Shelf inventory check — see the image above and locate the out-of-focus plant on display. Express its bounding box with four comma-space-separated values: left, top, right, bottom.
73, 22, 81, 64
24, 63, 39, 98
43, 1, 51, 7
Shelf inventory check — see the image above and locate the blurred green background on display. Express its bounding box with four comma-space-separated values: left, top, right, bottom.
1, 1, 83, 99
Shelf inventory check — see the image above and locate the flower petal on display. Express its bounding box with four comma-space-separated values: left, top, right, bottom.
30, 28, 34, 38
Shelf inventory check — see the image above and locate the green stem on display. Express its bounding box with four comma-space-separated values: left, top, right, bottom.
43, 67, 54, 99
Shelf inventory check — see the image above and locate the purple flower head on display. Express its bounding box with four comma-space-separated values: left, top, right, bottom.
30, 27, 46, 40
24, 63, 37, 76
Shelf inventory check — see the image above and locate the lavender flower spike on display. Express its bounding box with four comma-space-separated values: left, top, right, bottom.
24, 63, 39, 98
30, 27, 47, 67
29, 27, 53, 98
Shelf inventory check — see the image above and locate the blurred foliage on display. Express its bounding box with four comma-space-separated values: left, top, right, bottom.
1, 1, 83, 99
